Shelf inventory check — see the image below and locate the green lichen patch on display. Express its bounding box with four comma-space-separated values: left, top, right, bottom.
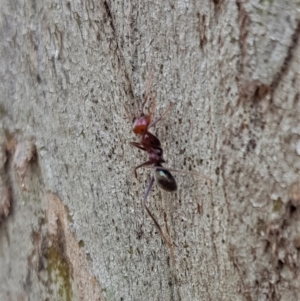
273, 197, 282, 212
46, 245, 73, 301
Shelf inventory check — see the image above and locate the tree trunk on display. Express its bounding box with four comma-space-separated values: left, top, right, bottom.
1, 0, 300, 300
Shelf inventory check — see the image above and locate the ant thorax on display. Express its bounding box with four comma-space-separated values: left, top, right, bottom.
149, 147, 164, 163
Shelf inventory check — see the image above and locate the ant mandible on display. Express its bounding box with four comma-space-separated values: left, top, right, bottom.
130, 76, 211, 262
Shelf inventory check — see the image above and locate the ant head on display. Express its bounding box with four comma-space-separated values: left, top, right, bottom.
132, 114, 151, 134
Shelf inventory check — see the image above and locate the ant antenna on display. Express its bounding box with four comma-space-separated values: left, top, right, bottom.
141, 71, 154, 113
148, 102, 173, 129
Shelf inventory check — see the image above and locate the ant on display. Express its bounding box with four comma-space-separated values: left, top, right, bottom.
129, 78, 211, 262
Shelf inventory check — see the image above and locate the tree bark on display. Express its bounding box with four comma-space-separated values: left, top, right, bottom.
0, 0, 300, 300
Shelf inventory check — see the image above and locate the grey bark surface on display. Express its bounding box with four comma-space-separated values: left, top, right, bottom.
0, 0, 300, 300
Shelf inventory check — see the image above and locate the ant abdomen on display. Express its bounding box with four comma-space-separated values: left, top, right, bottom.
154, 166, 177, 192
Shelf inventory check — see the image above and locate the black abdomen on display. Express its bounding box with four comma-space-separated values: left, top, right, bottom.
154, 168, 177, 192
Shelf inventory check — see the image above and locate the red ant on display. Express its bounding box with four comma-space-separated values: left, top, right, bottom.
130, 79, 211, 262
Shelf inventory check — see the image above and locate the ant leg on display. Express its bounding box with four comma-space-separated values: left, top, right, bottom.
142, 176, 175, 263
142, 176, 155, 210
148, 102, 173, 129
147, 165, 212, 182
130, 142, 146, 152
133, 160, 153, 179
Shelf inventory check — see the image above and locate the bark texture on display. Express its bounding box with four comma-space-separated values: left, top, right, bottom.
0, 0, 300, 300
